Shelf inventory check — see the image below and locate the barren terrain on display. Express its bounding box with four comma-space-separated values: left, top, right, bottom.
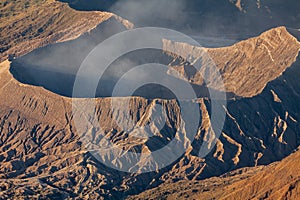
1, 1, 300, 199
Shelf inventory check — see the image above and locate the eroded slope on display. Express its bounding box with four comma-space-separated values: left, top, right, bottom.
0, 27, 300, 199
129, 147, 300, 200
165, 27, 300, 97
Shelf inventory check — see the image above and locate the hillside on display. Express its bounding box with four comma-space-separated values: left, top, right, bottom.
0, 0, 133, 62
129, 146, 300, 200
0, 26, 299, 199
164, 27, 300, 97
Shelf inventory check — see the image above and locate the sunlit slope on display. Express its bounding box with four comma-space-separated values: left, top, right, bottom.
0, 0, 132, 62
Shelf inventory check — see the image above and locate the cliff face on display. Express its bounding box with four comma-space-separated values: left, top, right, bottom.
0, 26, 300, 199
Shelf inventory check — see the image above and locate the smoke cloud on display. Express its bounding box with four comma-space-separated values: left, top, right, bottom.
110, 0, 187, 28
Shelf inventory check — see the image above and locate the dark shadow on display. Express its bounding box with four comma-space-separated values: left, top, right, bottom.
287, 28, 300, 42
58, 0, 117, 11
